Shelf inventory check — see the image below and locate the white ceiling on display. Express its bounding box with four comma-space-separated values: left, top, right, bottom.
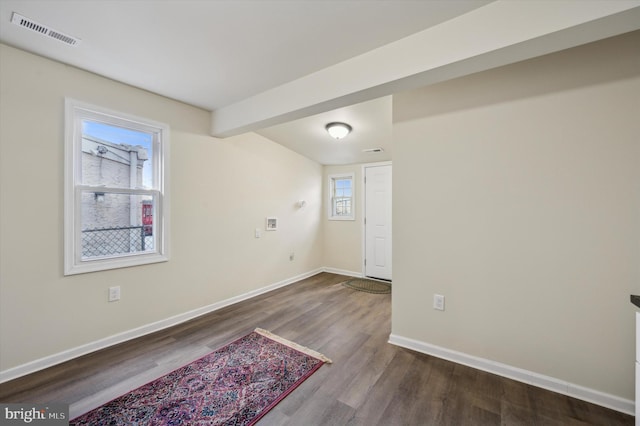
0, 1, 490, 110
257, 96, 392, 165
1, 1, 638, 165
0, 0, 491, 165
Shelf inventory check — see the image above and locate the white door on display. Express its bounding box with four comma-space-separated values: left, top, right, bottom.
365, 165, 392, 280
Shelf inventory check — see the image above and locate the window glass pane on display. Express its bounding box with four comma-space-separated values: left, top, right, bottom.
332, 177, 353, 217
335, 198, 352, 216
335, 179, 350, 189
334, 179, 352, 197
81, 120, 154, 189
80, 191, 155, 259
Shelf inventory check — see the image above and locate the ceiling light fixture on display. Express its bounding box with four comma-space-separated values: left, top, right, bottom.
325, 122, 352, 140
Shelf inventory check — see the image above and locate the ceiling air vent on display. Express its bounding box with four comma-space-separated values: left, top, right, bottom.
10, 12, 81, 46
362, 148, 385, 153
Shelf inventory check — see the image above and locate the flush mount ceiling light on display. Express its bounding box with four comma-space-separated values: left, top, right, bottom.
325, 122, 352, 140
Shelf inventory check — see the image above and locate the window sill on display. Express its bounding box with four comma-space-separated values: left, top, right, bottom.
64, 252, 169, 275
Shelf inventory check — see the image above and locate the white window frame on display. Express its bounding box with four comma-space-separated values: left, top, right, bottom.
64, 99, 170, 275
328, 172, 355, 221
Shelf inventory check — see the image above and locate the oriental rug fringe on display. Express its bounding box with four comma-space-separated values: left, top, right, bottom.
70, 328, 331, 426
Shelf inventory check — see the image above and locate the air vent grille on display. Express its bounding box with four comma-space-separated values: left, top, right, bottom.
11, 12, 81, 46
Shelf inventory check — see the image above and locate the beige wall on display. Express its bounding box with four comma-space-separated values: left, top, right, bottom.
3, 28, 638, 406
0, 44, 324, 372
392, 32, 640, 400
322, 164, 363, 275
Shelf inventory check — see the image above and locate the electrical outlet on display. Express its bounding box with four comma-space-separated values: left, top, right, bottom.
255, 228, 261, 238
433, 294, 445, 311
108, 286, 121, 302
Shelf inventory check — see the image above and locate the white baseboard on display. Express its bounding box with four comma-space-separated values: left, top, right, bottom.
322, 267, 362, 278
0, 268, 325, 384
388, 333, 634, 416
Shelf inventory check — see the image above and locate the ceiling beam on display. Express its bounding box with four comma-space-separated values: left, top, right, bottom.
211, 0, 640, 138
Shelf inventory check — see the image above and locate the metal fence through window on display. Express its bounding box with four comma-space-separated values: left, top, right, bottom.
81, 226, 151, 258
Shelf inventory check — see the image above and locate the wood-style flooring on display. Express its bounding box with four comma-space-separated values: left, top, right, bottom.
0, 273, 633, 425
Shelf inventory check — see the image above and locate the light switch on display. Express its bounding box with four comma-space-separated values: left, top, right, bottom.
433, 294, 445, 311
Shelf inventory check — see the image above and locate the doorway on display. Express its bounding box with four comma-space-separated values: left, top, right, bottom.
363, 163, 392, 280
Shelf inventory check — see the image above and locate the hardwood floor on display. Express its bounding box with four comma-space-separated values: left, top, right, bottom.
0, 273, 633, 425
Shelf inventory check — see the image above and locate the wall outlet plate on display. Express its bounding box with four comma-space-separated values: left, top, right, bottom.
109, 286, 121, 302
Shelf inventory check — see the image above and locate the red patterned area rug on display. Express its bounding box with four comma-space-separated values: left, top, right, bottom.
70, 328, 331, 426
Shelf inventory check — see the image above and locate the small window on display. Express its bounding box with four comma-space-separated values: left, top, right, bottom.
329, 173, 355, 221
64, 99, 169, 275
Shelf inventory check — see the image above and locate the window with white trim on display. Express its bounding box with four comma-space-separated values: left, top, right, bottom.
329, 173, 355, 220
64, 99, 169, 275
